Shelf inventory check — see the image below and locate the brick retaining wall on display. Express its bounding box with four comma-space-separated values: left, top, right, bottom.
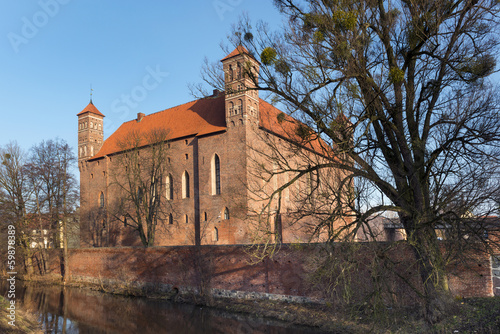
20, 243, 495, 306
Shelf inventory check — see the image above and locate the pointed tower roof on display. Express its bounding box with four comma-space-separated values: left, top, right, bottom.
221, 45, 258, 62
77, 101, 105, 117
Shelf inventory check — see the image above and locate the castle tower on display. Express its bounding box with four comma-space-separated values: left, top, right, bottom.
221, 45, 260, 127
77, 100, 105, 164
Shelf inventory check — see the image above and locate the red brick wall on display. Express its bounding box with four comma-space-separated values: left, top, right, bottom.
33, 243, 494, 306
446, 252, 493, 298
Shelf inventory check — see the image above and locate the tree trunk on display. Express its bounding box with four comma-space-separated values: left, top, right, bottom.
62, 219, 69, 284
408, 224, 451, 323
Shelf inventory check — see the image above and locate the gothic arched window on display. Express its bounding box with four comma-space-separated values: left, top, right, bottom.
228, 65, 233, 81
137, 187, 144, 202
99, 192, 105, 208
166, 174, 173, 200
224, 207, 229, 220
182, 171, 190, 198
212, 154, 221, 195
237, 62, 242, 79
237, 99, 243, 114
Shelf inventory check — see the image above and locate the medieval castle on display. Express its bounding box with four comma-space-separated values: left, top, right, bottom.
77, 46, 342, 247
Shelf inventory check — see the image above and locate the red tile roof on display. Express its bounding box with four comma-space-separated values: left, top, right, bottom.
89, 93, 331, 160
259, 99, 332, 156
77, 101, 105, 117
221, 45, 256, 62
91, 94, 226, 159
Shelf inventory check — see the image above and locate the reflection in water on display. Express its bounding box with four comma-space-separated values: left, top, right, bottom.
1, 281, 330, 334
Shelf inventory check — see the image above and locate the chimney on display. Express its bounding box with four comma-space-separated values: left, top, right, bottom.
137, 112, 145, 122
212, 89, 220, 97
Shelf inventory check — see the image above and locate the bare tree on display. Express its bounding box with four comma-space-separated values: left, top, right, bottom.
27, 139, 78, 281
28, 139, 78, 223
108, 128, 172, 247
200, 0, 500, 323
0, 142, 33, 272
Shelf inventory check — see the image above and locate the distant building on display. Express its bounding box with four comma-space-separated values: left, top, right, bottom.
78, 46, 349, 247
355, 216, 407, 242
356, 215, 500, 243
26, 213, 79, 249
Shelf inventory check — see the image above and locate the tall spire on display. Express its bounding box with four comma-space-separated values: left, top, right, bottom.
90, 84, 93, 104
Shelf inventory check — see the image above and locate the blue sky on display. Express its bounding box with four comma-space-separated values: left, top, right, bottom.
0, 0, 282, 154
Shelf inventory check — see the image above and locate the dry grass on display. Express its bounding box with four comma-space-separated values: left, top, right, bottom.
0, 296, 42, 334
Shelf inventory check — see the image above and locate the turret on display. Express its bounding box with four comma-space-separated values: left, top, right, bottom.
77, 100, 104, 165
221, 45, 260, 127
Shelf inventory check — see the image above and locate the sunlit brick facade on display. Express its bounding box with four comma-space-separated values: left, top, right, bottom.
78, 47, 343, 247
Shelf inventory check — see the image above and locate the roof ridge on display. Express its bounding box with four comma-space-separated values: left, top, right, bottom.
126, 94, 224, 122
90, 93, 226, 159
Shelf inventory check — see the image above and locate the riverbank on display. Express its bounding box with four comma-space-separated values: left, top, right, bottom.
0, 295, 42, 334
15, 274, 500, 333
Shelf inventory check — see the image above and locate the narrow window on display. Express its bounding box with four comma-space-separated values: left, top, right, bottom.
137, 187, 144, 202
166, 174, 173, 200
182, 171, 190, 198
228, 65, 233, 81
204, 212, 208, 221
185, 214, 189, 224
237, 62, 242, 79
168, 213, 173, 225
213, 227, 219, 242
99, 192, 104, 208
152, 177, 159, 204
224, 207, 229, 220
212, 154, 221, 195
237, 99, 243, 114
215, 155, 221, 194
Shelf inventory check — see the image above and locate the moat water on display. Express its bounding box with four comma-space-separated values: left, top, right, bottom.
1, 281, 333, 333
